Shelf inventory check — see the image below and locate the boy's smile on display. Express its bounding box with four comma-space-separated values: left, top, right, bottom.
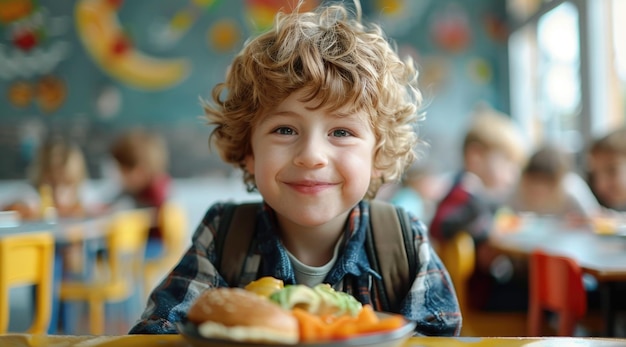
284, 180, 339, 195
244, 89, 377, 232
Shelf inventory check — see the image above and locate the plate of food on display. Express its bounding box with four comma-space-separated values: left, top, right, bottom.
591, 216, 626, 238
177, 277, 416, 347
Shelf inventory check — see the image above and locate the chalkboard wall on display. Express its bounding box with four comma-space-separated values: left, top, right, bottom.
0, 0, 508, 179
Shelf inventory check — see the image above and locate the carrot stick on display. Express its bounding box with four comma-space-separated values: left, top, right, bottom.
292, 305, 406, 342
356, 315, 405, 334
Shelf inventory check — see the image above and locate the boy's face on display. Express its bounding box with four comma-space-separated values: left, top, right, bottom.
245, 90, 378, 229
119, 165, 149, 193
467, 146, 521, 198
589, 151, 626, 209
478, 149, 521, 197
520, 175, 562, 209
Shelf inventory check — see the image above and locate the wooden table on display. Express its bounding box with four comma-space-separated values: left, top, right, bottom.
489, 218, 626, 336
1, 334, 626, 347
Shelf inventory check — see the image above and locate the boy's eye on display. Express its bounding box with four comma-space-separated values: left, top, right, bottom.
331, 129, 352, 137
274, 127, 295, 135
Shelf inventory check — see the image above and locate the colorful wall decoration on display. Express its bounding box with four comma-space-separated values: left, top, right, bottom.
0, 0, 508, 178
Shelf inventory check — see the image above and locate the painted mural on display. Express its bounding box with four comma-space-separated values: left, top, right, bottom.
0, 0, 508, 179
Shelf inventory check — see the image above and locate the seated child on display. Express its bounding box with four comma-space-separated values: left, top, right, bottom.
508, 144, 587, 220
2, 136, 91, 333
2, 136, 88, 220
587, 127, 626, 317
429, 105, 528, 311
130, 2, 461, 336
588, 127, 626, 211
108, 128, 171, 258
389, 164, 440, 224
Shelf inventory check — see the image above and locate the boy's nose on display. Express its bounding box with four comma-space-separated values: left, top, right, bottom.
293, 136, 328, 168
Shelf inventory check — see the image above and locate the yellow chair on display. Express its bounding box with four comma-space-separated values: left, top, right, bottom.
440, 232, 528, 336
60, 209, 150, 335
143, 202, 187, 298
0, 232, 54, 334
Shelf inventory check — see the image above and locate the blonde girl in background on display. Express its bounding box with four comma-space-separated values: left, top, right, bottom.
1, 136, 91, 334
2, 136, 88, 220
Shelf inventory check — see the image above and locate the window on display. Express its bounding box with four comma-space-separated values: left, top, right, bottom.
509, 1, 581, 151
508, 0, 626, 162
611, 0, 626, 126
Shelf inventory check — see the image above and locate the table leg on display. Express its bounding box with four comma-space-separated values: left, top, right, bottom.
58, 238, 103, 334
47, 249, 64, 334
601, 282, 616, 337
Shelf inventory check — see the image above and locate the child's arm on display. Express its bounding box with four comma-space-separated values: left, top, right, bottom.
399, 218, 462, 336
129, 204, 230, 334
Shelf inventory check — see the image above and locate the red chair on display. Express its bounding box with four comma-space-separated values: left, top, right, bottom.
528, 249, 586, 336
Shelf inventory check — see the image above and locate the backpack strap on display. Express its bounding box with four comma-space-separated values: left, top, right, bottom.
366, 200, 416, 312
215, 202, 261, 287
215, 199, 417, 308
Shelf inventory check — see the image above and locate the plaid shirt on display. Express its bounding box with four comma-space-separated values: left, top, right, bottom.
429, 171, 495, 244
129, 200, 462, 336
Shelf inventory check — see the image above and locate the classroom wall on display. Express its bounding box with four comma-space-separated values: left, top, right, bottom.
0, 0, 508, 179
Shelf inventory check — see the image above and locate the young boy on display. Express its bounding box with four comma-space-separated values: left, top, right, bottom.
429, 106, 527, 311
508, 144, 587, 219
130, 2, 461, 336
430, 107, 526, 244
109, 129, 171, 257
588, 127, 626, 211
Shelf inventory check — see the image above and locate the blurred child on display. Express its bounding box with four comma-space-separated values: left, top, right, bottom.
429, 106, 526, 244
587, 127, 626, 329
588, 127, 626, 211
389, 164, 442, 224
109, 129, 171, 257
2, 136, 91, 326
2, 136, 88, 220
508, 145, 587, 219
429, 106, 528, 311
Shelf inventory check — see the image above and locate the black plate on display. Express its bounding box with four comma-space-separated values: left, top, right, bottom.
177, 312, 416, 347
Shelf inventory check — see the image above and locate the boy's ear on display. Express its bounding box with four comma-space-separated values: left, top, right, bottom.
244, 154, 255, 175
464, 142, 484, 171
372, 167, 383, 179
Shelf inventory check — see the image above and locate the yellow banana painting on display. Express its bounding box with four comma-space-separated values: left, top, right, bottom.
75, 0, 190, 91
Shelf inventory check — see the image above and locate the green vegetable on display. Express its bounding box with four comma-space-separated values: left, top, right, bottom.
268, 283, 362, 317
269, 285, 320, 313
313, 284, 362, 316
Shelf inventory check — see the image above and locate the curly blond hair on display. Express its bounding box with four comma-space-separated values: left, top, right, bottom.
205, 2, 422, 198
462, 106, 527, 166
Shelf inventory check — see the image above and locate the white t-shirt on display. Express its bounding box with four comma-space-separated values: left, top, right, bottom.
285, 235, 344, 287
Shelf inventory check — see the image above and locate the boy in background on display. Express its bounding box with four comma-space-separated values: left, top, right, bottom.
389, 164, 442, 224
429, 107, 527, 311
130, 2, 461, 336
588, 127, 626, 211
508, 144, 587, 219
109, 129, 171, 258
